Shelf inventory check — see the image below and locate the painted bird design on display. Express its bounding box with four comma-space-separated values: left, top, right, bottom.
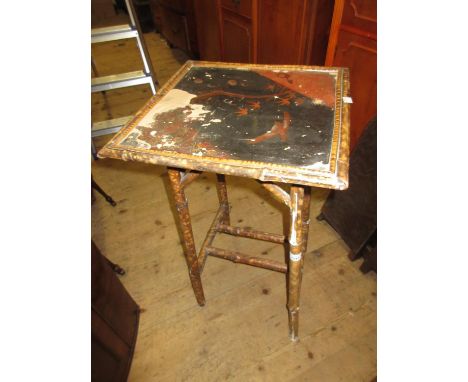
247, 111, 291, 144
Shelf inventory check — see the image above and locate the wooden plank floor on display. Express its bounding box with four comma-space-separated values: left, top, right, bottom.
91, 27, 376, 382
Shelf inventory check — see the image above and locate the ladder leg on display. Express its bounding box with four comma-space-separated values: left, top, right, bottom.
91, 139, 98, 160
91, 0, 159, 141
126, 0, 159, 93
91, 56, 99, 77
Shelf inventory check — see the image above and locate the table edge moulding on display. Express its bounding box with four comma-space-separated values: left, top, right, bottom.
98, 60, 351, 190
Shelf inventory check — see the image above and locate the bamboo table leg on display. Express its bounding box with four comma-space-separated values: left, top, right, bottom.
167, 168, 206, 306
301, 186, 311, 254
216, 174, 230, 225
168, 169, 311, 337
287, 185, 307, 341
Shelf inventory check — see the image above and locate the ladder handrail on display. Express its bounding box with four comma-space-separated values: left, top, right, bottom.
91, 0, 159, 157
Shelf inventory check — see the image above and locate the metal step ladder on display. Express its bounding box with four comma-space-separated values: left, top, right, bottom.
91, 0, 158, 155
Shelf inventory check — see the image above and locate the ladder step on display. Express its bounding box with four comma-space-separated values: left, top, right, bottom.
92, 116, 134, 137
91, 70, 152, 92
91, 24, 138, 43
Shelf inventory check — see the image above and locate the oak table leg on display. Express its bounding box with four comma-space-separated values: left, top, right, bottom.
167, 168, 205, 306
216, 174, 230, 225
287, 185, 306, 341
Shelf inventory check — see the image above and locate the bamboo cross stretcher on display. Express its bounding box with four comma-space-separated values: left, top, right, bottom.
167, 168, 311, 340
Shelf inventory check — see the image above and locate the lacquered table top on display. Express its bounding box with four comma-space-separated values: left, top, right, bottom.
98, 61, 350, 189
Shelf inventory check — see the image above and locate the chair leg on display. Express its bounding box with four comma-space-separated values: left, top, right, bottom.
105, 257, 126, 275
215, 174, 230, 225
167, 168, 206, 306
91, 177, 117, 207
287, 185, 306, 341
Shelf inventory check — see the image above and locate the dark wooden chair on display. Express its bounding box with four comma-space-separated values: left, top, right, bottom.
91, 176, 117, 207
318, 117, 377, 272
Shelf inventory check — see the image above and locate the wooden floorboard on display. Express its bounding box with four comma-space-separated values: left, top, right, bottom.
91, 27, 376, 382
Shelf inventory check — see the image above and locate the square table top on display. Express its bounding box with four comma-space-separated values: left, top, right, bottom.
98, 61, 350, 189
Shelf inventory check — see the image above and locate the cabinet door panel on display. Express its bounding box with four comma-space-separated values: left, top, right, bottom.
333, 30, 376, 148
221, 0, 253, 19
222, 11, 252, 62
305, 0, 335, 65
91, 309, 130, 382
194, 0, 222, 60
341, 0, 377, 35
257, 0, 306, 64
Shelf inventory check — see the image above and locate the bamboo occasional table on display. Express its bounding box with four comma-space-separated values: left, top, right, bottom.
98, 61, 350, 341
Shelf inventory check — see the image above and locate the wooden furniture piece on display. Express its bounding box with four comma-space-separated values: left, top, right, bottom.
194, 0, 334, 65
360, 235, 376, 273
98, 60, 350, 341
318, 117, 376, 267
193, 0, 223, 61
91, 241, 139, 381
325, 0, 377, 149
149, 0, 199, 57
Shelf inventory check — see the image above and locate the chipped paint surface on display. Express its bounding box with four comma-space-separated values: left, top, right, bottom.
138, 89, 210, 125
303, 161, 326, 170
289, 192, 299, 246
119, 66, 338, 168
98, 61, 350, 191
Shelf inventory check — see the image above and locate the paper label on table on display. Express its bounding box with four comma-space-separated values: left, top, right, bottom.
290, 252, 302, 262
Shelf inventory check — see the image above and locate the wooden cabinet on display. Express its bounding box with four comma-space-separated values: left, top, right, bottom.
257, 0, 332, 65
220, 3, 255, 63
221, 0, 253, 18
149, 0, 199, 57
91, 242, 140, 382
257, 0, 305, 64
325, 0, 377, 149
193, 0, 223, 60
194, 0, 334, 65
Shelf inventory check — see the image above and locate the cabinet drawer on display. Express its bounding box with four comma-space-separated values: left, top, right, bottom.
221, 0, 252, 19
